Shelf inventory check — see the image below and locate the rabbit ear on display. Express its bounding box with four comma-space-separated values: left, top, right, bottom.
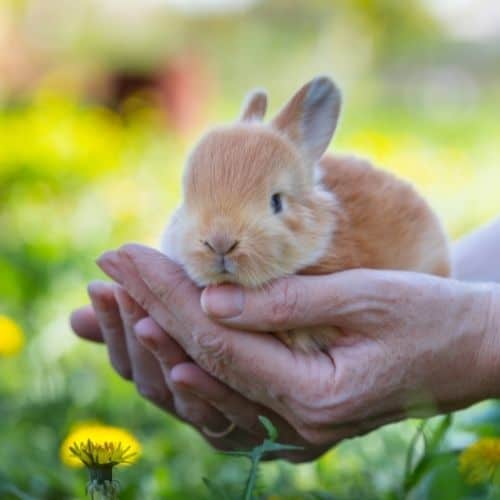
240, 89, 268, 122
271, 76, 341, 164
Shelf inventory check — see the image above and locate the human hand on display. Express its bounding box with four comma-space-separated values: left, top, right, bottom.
70, 282, 327, 460
95, 244, 500, 449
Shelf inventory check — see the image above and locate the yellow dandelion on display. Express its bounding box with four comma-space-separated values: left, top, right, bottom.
0, 315, 25, 356
459, 438, 500, 485
61, 423, 141, 500
70, 439, 138, 468
60, 422, 141, 468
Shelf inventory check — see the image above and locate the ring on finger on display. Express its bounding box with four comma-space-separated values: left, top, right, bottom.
202, 421, 236, 439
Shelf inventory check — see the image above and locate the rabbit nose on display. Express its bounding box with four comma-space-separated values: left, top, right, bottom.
204, 235, 239, 255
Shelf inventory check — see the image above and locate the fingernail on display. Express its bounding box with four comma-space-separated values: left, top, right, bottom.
96, 251, 123, 283
87, 280, 108, 298
134, 318, 158, 351
201, 285, 244, 318
170, 364, 188, 385
87, 281, 114, 307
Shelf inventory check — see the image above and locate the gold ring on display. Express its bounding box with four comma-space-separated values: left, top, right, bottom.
202, 421, 236, 439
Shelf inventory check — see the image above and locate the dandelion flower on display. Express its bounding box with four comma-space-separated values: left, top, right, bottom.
459, 438, 500, 485
61, 422, 141, 500
61, 422, 141, 468
0, 315, 25, 356
69, 439, 138, 469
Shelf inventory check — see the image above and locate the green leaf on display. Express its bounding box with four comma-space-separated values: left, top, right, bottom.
403, 450, 460, 493
258, 416, 278, 441
426, 414, 453, 454
221, 451, 253, 458
403, 415, 454, 494
403, 419, 428, 487
259, 440, 303, 454
408, 451, 472, 500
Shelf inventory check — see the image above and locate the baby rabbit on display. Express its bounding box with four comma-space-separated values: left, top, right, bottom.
161, 76, 450, 353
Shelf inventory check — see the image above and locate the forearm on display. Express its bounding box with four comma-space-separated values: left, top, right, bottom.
452, 218, 500, 283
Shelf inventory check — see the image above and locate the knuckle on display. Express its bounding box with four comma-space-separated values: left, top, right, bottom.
149, 266, 188, 306
94, 298, 118, 321
131, 293, 155, 315
371, 272, 411, 306
101, 313, 121, 334
298, 427, 329, 446
290, 406, 323, 431
296, 399, 351, 429
269, 278, 302, 329
121, 298, 143, 322
193, 328, 232, 376
299, 410, 326, 429
149, 280, 175, 307
287, 405, 339, 446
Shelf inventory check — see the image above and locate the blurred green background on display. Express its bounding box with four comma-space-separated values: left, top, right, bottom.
1, 0, 500, 498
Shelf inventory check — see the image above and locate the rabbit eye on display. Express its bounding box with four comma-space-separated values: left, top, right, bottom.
271, 193, 283, 214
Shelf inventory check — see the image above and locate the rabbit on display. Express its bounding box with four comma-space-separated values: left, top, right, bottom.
160, 76, 451, 353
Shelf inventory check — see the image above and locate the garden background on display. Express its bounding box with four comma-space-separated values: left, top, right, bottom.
1, 0, 500, 498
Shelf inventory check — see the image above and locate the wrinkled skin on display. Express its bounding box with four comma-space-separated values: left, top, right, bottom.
71, 233, 500, 462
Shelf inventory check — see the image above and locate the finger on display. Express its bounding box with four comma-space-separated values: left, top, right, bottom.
170, 362, 266, 439
200, 269, 404, 332
171, 362, 264, 449
97, 245, 300, 404
134, 316, 218, 424
86, 279, 254, 448
88, 281, 132, 380
97, 246, 197, 336
134, 316, 188, 371
70, 305, 103, 343
93, 286, 246, 445
134, 317, 258, 444
113, 285, 173, 411
172, 362, 316, 446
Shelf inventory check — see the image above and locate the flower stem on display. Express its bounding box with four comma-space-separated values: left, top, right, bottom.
88, 465, 113, 483
243, 453, 260, 500
86, 465, 120, 500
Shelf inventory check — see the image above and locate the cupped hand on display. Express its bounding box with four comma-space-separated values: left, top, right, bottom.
71, 282, 327, 461
91, 244, 500, 450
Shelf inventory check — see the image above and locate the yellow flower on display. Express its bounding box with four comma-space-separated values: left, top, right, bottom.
459, 438, 500, 484
70, 440, 137, 468
60, 422, 141, 468
0, 315, 25, 356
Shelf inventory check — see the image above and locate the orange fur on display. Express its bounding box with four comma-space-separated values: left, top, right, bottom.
160, 77, 450, 353
303, 154, 450, 277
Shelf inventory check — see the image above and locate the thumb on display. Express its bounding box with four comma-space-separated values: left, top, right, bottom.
200, 269, 386, 332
